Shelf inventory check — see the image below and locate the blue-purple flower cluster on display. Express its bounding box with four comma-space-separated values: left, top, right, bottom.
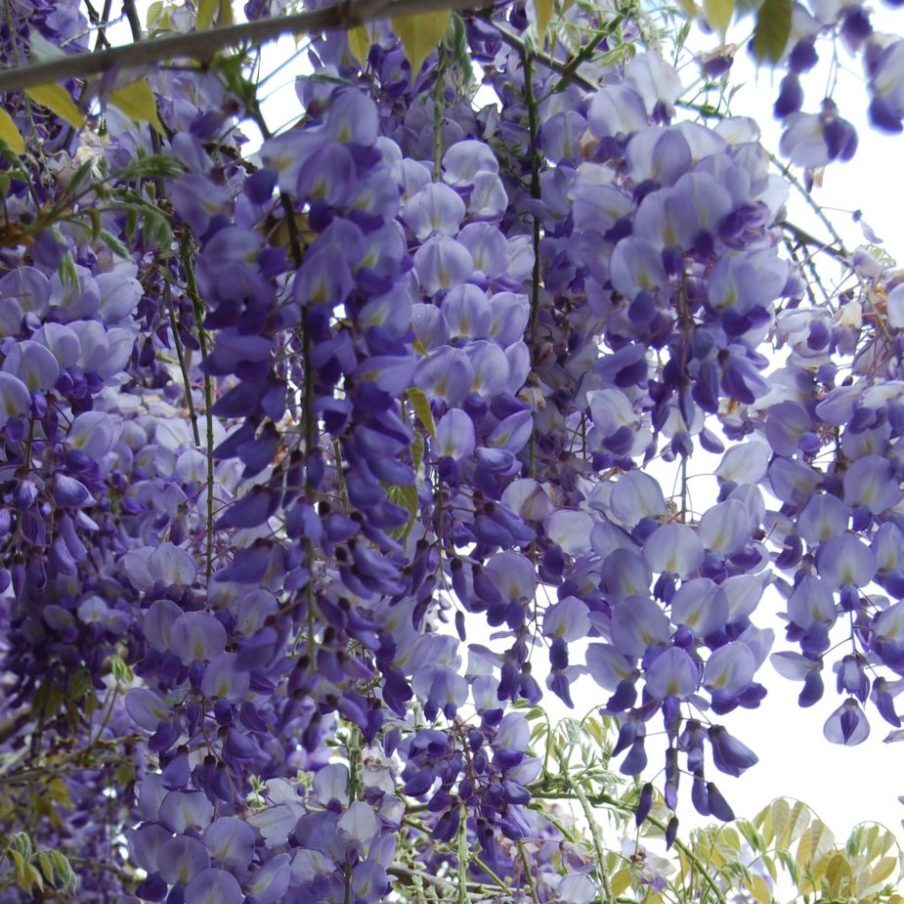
0, 0, 903, 899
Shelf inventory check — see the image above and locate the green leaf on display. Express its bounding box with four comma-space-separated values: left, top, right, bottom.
444, 14, 472, 81
46, 777, 74, 810
387, 482, 419, 542
411, 432, 424, 472
49, 851, 76, 889
387, 483, 418, 516
109, 79, 164, 135
142, 207, 172, 248
24, 863, 43, 894
533, 0, 554, 41
146, 1, 168, 31
99, 229, 130, 259
823, 851, 853, 897
585, 717, 607, 748
197, 0, 218, 28
610, 869, 632, 896
347, 26, 371, 66
123, 154, 184, 179
796, 820, 832, 870
704, 0, 733, 36
737, 819, 764, 853
752, 0, 791, 63
68, 667, 93, 700
392, 11, 450, 76
111, 655, 134, 685
406, 387, 436, 438
8, 834, 32, 859
0, 108, 25, 155
745, 872, 772, 904
776, 848, 800, 885
25, 83, 84, 129
870, 855, 898, 888
32, 680, 65, 720
7, 849, 27, 889
36, 851, 55, 885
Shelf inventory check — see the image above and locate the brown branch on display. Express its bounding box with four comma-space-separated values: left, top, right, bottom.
0, 0, 491, 94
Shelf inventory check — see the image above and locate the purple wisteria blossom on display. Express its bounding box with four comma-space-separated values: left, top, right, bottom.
1, 0, 904, 899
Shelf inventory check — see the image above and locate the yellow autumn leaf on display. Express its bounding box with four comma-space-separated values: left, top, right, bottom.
26, 83, 84, 129
109, 79, 165, 135
392, 11, 450, 76
348, 25, 371, 67
0, 108, 25, 155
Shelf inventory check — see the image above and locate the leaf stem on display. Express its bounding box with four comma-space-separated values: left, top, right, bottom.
179, 234, 216, 581
573, 782, 615, 904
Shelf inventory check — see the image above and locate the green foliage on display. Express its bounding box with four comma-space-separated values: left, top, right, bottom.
3, 833, 77, 898
0, 108, 25, 155
25, 83, 84, 129
108, 78, 165, 135
406, 387, 437, 438
752, 0, 792, 63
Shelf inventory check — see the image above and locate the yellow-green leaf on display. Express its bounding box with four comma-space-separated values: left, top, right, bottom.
796, 820, 832, 870
745, 873, 771, 904
109, 79, 164, 135
197, 0, 218, 28
7, 849, 27, 888
392, 11, 450, 76
533, 0, 554, 42
348, 26, 371, 67
0, 108, 25, 155
406, 387, 436, 438
36, 851, 55, 885
704, 0, 733, 36
146, 1, 171, 32
197, 0, 233, 28
824, 852, 853, 897
610, 869, 632, 897
752, 0, 791, 63
26, 84, 84, 129
870, 856, 898, 888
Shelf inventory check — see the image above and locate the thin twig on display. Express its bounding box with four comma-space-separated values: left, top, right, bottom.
164, 281, 201, 446
766, 149, 849, 259
780, 219, 848, 266
517, 841, 541, 904
573, 783, 615, 904
179, 234, 216, 581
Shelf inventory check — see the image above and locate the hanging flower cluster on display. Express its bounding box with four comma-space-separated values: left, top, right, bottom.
0, 0, 903, 899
